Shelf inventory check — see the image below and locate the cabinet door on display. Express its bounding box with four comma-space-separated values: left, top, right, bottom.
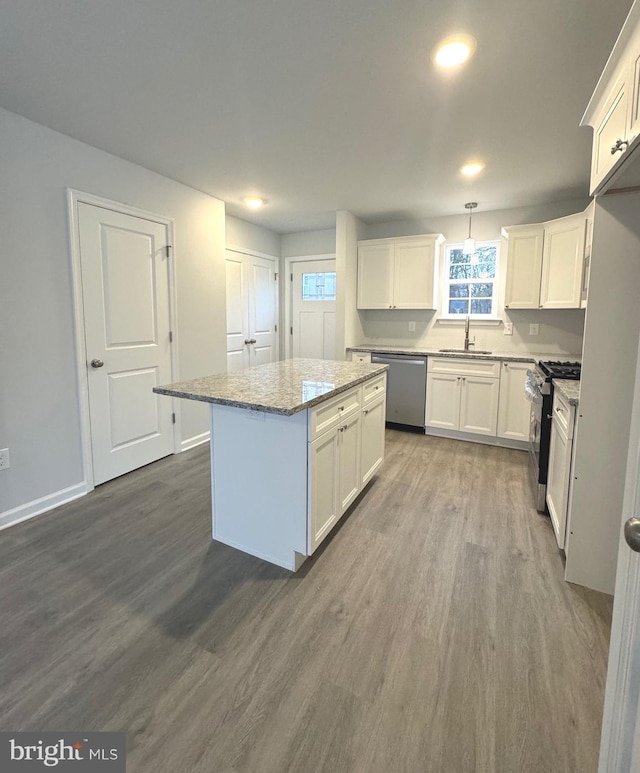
426, 372, 461, 430
351, 351, 371, 364
308, 428, 339, 553
497, 361, 531, 441
591, 68, 628, 194
504, 226, 544, 309
393, 240, 436, 309
360, 395, 386, 487
540, 215, 586, 309
547, 421, 572, 550
459, 376, 499, 436
337, 411, 362, 514
357, 243, 394, 309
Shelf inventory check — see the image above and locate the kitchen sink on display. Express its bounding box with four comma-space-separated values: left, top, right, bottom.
438, 348, 493, 354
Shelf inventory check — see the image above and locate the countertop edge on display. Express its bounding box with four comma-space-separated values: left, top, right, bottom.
552, 378, 581, 406
153, 364, 388, 415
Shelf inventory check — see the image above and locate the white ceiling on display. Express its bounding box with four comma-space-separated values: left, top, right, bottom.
0, 0, 633, 233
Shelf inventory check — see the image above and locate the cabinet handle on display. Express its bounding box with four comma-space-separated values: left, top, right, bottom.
363, 409, 369, 415
611, 138, 629, 155
338, 406, 344, 411
457, 376, 460, 381
389, 305, 393, 309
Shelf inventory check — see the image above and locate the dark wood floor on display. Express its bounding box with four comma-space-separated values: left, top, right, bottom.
0, 431, 613, 772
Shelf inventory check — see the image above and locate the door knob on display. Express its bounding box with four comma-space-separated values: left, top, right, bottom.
90, 358, 104, 368
623, 517, 640, 552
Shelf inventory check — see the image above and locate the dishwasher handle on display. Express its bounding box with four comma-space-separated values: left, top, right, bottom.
371, 354, 427, 367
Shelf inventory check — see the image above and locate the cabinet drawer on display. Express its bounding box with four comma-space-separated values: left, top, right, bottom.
351, 351, 372, 364
552, 390, 574, 439
363, 374, 386, 404
427, 357, 500, 379
309, 386, 361, 440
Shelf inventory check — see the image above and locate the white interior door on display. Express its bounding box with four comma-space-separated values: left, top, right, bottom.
599, 335, 640, 772
291, 259, 336, 360
78, 202, 174, 486
226, 250, 278, 371
249, 255, 278, 366
226, 253, 250, 372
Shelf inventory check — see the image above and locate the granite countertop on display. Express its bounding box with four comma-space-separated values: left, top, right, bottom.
553, 379, 581, 406
349, 345, 581, 365
153, 358, 388, 416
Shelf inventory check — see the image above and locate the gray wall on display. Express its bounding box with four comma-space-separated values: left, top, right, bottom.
226, 215, 281, 256
281, 229, 336, 257
0, 108, 226, 519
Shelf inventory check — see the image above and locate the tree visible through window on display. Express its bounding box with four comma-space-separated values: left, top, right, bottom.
445, 243, 498, 316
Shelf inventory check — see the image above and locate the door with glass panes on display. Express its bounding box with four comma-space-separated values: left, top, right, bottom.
291, 259, 336, 359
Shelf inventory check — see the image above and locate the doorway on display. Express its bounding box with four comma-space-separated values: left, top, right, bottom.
225, 250, 279, 372
70, 192, 177, 488
289, 257, 337, 360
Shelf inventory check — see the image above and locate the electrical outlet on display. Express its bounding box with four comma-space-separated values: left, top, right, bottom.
408, 321, 416, 332
0, 448, 10, 470
503, 322, 513, 335
529, 323, 540, 336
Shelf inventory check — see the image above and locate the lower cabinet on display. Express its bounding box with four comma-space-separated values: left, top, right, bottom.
497, 361, 531, 441
426, 358, 500, 437
308, 378, 386, 554
546, 389, 576, 550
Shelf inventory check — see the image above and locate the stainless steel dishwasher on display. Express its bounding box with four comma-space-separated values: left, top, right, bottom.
370, 353, 427, 429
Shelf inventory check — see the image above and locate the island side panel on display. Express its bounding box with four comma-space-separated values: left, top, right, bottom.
209, 404, 308, 570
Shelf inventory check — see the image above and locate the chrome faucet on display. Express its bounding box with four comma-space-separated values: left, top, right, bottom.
464, 315, 475, 352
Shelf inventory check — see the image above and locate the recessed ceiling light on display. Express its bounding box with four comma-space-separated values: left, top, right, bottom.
242, 196, 265, 209
433, 34, 477, 68
460, 161, 485, 177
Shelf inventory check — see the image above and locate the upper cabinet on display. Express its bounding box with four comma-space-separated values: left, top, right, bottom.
502, 210, 588, 310
582, 4, 640, 194
357, 234, 444, 310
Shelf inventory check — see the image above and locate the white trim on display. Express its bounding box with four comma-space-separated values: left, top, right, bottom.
284, 253, 337, 359
226, 244, 279, 261
0, 482, 88, 531
180, 431, 211, 452
67, 189, 180, 492
424, 425, 528, 450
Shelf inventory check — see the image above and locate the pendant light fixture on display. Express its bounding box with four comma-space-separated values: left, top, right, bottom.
463, 202, 477, 256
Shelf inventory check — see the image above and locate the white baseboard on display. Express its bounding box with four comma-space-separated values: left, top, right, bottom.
0, 482, 89, 531
424, 426, 529, 450
180, 431, 210, 452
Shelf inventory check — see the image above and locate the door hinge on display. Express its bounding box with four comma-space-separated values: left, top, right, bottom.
172, 412, 176, 424
290, 273, 293, 281
275, 324, 278, 332
274, 272, 278, 281
166, 245, 172, 257
290, 326, 293, 335
169, 330, 173, 343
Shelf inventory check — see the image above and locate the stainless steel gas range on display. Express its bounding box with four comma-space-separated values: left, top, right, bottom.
526, 360, 581, 511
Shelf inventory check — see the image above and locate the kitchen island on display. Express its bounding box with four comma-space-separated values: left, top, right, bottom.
154, 359, 388, 570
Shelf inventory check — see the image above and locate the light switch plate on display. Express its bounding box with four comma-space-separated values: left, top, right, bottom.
503, 322, 513, 335
529, 323, 540, 336
408, 321, 416, 332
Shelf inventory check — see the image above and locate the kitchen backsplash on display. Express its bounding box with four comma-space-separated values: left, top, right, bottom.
358, 308, 585, 356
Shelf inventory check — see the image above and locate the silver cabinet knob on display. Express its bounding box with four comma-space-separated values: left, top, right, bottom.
624, 517, 640, 552
611, 138, 629, 155
90, 358, 104, 368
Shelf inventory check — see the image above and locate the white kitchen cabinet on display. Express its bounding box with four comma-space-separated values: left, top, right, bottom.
546, 389, 576, 550
351, 351, 372, 364
503, 225, 544, 309
502, 210, 587, 310
458, 375, 500, 436
540, 213, 587, 309
357, 234, 444, 310
307, 374, 386, 554
497, 361, 531, 442
426, 357, 500, 437
581, 5, 640, 195
360, 394, 386, 486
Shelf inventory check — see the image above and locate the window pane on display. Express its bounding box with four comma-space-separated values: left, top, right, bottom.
471, 298, 492, 314
471, 263, 495, 279
471, 282, 493, 298
301, 272, 336, 301
449, 283, 469, 298
450, 264, 472, 280
449, 249, 467, 265
449, 299, 469, 314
